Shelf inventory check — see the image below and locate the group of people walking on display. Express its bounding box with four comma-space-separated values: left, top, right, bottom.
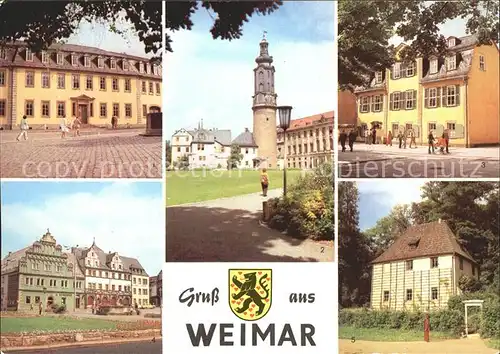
338, 129, 358, 152
16, 115, 82, 141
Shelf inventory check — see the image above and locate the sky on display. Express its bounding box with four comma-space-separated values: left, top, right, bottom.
0, 182, 163, 277
390, 17, 467, 45
165, 1, 335, 139
66, 17, 150, 58
357, 180, 426, 231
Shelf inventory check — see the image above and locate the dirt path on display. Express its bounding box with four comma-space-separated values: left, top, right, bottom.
339, 338, 498, 354
166, 189, 334, 262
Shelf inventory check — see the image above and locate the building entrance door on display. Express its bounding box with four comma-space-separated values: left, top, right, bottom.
75, 296, 80, 309
79, 104, 88, 124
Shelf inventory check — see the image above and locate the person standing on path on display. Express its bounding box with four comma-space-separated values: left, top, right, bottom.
16, 115, 29, 141
443, 129, 450, 154
339, 130, 347, 152
386, 130, 393, 146
111, 116, 116, 129
260, 168, 269, 197
371, 127, 377, 144
72, 116, 82, 137
428, 130, 436, 154
398, 130, 404, 149
348, 129, 357, 152
59, 116, 69, 138
113, 116, 119, 129
408, 129, 416, 148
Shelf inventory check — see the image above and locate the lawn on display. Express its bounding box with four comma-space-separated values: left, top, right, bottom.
339, 326, 454, 342
166, 169, 303, 205
486, 338, 500, 350
0, 316, 118, 334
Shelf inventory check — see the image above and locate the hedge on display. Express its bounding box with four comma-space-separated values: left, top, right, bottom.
340, 292, 500, 338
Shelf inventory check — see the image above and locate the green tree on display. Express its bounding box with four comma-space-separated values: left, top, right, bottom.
339, 0, 499, 89
338, 182, 373, 307
179, 154, 189, 170
364, 204, 414, 256
0, 1, 162, 58
166, 1, 283, 52
227, 144, 243, 170
165, 140, 172, 168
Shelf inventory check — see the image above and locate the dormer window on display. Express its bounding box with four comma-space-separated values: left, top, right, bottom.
71, 54, 77, 66
146, 63, 151, 74
123, 60, 129, 71
448, 38, 455, 47
139, 62, 144, 73
41, 51, 49, 64
84, 55, 91, 67
375, 71, 382, 84
110, 58, 116, 69
405, 61, 415, 76
0, 48, 6, 60
446, 55, 456, 71
430, 58, 438, 74
26, 49, 33, 61
408, 237, 420, 249
153, 65, 158, 75
98, 57, 104, 68
57, 52, 64, 65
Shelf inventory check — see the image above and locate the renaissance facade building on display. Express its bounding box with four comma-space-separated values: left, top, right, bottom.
1, 230, 150, 312
0, 42, 162, 129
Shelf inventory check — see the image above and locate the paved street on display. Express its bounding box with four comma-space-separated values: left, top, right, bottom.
4, 340, 161, 353
0, 130, 162, 178
166, 189, 334, 262
339, 144, 499, 178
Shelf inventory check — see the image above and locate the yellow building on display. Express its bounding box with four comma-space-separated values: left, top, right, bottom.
128, 260, 150, 308
0, 42, 162, 129
355, 35, 499, 147
371, 220, 478, 311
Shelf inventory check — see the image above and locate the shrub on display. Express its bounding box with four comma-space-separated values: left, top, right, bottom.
267, 163, 333, 240
53, 304, 66, 314
96, 306, 111, 315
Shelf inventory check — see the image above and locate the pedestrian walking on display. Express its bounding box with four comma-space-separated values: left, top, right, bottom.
339, 130, 347, 152
386, 131, 393, 146
408, 129, 416, 148
72, 116, 82, 137
111, 116, 116, 129
372, 127, 377, 144
398, 131, 404, 149
59, 116, 69, 138
443, 129, 450, 154
16, 115, 29, 141
260, 168, 269, 197
368, 130, 372, 145
113, 116, 119, 129
348, 129, 357, 152
402, 129, 408, 149
428, 130, 435, 154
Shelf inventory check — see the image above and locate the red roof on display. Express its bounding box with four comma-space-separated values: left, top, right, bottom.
285, 111, 334, 132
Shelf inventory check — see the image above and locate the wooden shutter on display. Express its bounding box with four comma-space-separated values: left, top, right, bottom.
455, 85, 460, 106
424, 88, 429, 108
389, 93, 393, 111
370, 96, 374, 112
401, 63, 406, 78
358, 99, 362, 113
454, 124, 465, 138
401, 91, 407, 110
413, 125, 420, 138
436, 87, 441, 107
368, 96, 372, 112
413, 90, 417, 110
437, 124, 445, 137
441, 86, 447, 107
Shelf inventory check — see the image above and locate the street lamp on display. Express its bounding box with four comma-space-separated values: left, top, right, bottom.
277, 105, 292, 196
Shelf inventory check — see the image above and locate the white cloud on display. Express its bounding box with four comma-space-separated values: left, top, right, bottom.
165, 29, 335, 137
357, 180, 425, 208
1, 183, 163, 276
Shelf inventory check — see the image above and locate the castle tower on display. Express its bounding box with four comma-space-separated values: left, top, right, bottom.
252, 33, 277, 169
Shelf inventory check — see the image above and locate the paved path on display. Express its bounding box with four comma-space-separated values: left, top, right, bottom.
68, 309, 161, 322
0, 130, 161, 178
166, 189, 334, 262
339, 148, 499, 178
339, 338, 498, 353
5, 340, 161, 353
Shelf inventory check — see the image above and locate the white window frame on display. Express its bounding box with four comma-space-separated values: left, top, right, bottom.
110, 59, 116, 69
428, 88, 437, 108
57, 52, 64, 65
84, 56, 91, 67
98, 57, 104, 68
446, 56, 456, 71
448, 38, 455, 47
392, 92, 401, 110
430, 59, 438, 74
446, 85, 457, 106
139, 62, 144, 73
393, 63, 401, 79
375, 71, 382, 83
360, 96, 370, 113
123, 60, 129, 71
405, 90, 415, 110
0, 48, 5, 60
406, 62, 415, 76
479, 55, 485, 71
71, 54, 78, 66
26, 49, 33, 62
41, 72, 50, 88
41, 51, 49, 64
146, 63, 151, 74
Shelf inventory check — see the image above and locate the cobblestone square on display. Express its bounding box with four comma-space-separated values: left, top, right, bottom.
0, 131, 162, 178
